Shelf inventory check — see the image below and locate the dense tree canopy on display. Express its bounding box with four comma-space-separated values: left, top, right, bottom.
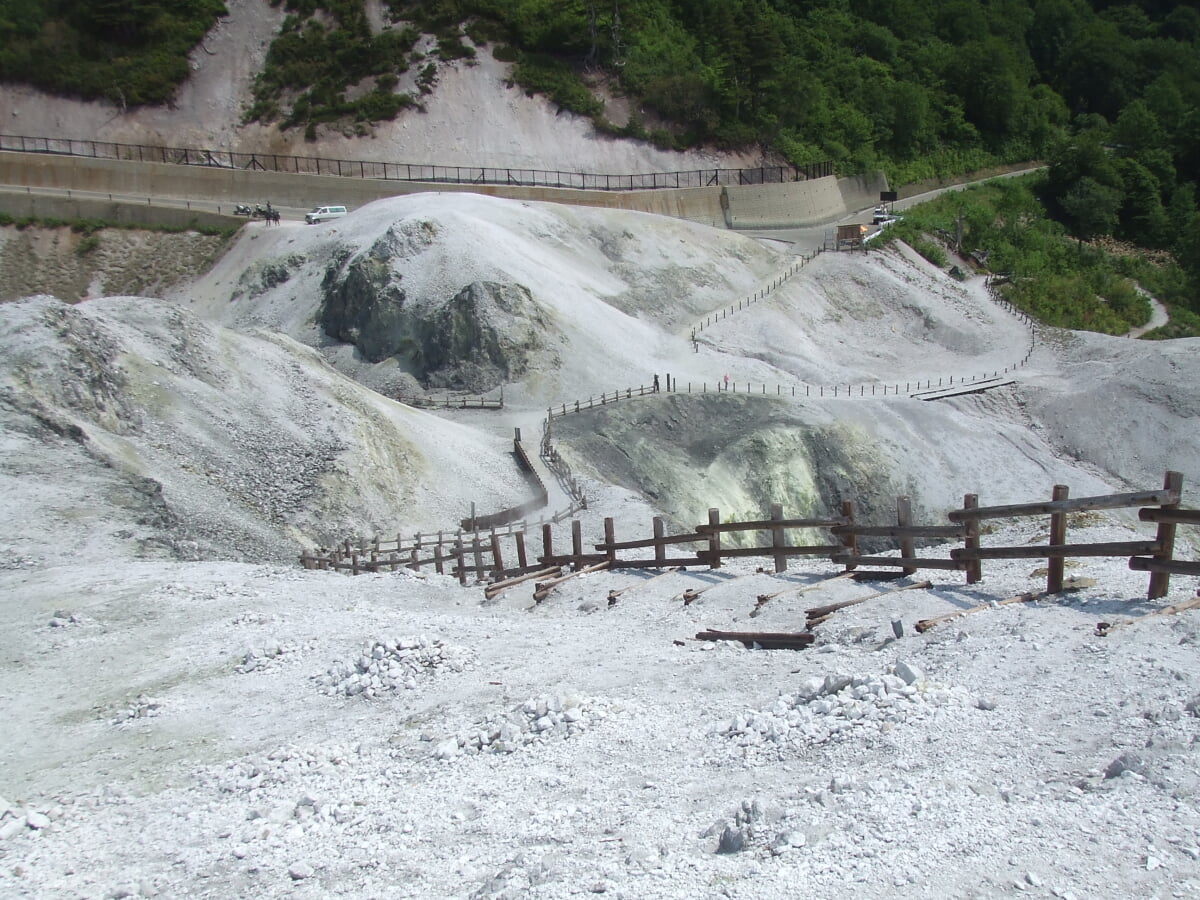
1, 0, 1198, 307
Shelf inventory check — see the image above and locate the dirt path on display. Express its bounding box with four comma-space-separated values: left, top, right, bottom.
1126, 289, 1169, 338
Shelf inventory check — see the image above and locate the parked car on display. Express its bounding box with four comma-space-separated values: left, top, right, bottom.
305, 205, 348, 224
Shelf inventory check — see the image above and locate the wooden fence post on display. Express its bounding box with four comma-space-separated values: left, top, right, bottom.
1149, 471, 1184, 599
455, 540, 466, 586
840, 500, 857, 571
516, 531, 528, 570
653, 517, 666, 567
604, 518, 617, 567
1047, 485, 1069, 593
491, 533, 504, 576
770, 503, 786, 573
572, 520, 584, 570
542, 523, 554, 567
708, 508, 721, 569
472, 536, 484, 582
963, 494, 981, 584
434, 541, 444, 575
897, 496, 915, 576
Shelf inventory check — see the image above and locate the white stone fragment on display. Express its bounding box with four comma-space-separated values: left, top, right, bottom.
893, 661, 925, 685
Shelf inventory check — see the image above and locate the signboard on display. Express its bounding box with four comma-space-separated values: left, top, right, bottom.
880, 191, 898, 202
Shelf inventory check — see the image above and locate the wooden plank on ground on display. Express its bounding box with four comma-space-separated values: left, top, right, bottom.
915, 576, 1096, 633
1095, 592, 1200, 637
751, 571, 857, 617
806, 580, 932, 628
533, 560, 611, 602
607, 566, 684, 607
484, 565, 561, 600
694, 629, 815, 650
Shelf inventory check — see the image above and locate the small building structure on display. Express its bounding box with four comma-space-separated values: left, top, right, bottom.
836, 223, 867, 249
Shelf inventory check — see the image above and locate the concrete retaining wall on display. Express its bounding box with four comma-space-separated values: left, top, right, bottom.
837, 172, 891, 216
725, 178, 846, 229
0, 190, 240, 230
1, 151, 886, 230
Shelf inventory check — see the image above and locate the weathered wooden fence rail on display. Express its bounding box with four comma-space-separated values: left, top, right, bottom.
305, 472, 1195, 604
396, 394, 503, 410
690, 251, 821, 339
0, 133, 832, 190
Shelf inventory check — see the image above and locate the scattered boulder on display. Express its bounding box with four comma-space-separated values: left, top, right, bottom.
320, 241, 556, 392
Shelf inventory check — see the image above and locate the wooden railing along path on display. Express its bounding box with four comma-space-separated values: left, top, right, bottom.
303, 472, 1196, 603
0, 133, 832, 192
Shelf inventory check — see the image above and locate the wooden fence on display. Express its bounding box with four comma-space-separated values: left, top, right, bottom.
396, 394, 503, 411
690, 251, 821, 340
0, 133, 832, 191
302, 472, 1195, 602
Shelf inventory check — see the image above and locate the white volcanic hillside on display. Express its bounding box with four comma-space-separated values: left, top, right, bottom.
3, 8, 1200, 896
175, 192, 786, 405
0, 295, 530, 565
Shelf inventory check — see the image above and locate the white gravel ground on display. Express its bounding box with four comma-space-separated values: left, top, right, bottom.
2, 11, 1199, 898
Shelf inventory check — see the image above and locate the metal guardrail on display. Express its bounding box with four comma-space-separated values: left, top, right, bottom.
0, 133, 833, 191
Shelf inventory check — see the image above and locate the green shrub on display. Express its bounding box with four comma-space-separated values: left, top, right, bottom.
75, 234, 101, 256
510, 53, 603, 119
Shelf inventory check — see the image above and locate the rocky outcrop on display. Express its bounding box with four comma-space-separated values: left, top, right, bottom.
320, 246, 554, 392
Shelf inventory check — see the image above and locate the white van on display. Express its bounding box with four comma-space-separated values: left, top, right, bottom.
305, 205, 348, 224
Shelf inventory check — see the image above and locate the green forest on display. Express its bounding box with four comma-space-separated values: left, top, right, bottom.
0, 0, 1197, 333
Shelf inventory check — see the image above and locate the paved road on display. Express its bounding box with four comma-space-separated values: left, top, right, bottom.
735, 167, 1047, 252
0, 183, 313, 222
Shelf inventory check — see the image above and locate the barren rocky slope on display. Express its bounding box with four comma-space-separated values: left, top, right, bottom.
2, 7, 1199, 899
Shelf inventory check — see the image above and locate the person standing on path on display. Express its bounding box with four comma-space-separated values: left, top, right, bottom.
723, 373, 729, 390
653, 374, 660, 392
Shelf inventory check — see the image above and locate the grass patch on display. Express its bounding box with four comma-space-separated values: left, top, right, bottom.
877, 174, 1195, 337
0, 211, 239, 240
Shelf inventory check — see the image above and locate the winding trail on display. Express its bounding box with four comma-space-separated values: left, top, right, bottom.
1126, 291, 1169, 338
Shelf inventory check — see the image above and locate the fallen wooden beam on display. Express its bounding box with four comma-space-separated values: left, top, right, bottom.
751, 571, 856, 617
533, 560, 611, 602
607, 566, 683, 607
483, 566, 561, 600
806, 580, 932, 629
915, 591, 1040, 633
694, 629, 815, 650
915, 576, 1096, 633
1095, 591, 1200, 637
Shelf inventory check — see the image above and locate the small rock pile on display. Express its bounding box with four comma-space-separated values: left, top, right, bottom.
236, 640, 316, 674
313, 636, 474, 698
430, 693, 616, 759
711, 661, 973, 752
112, 694, 164, 724
0, 796, 53, 840
48, 609, 89, 628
